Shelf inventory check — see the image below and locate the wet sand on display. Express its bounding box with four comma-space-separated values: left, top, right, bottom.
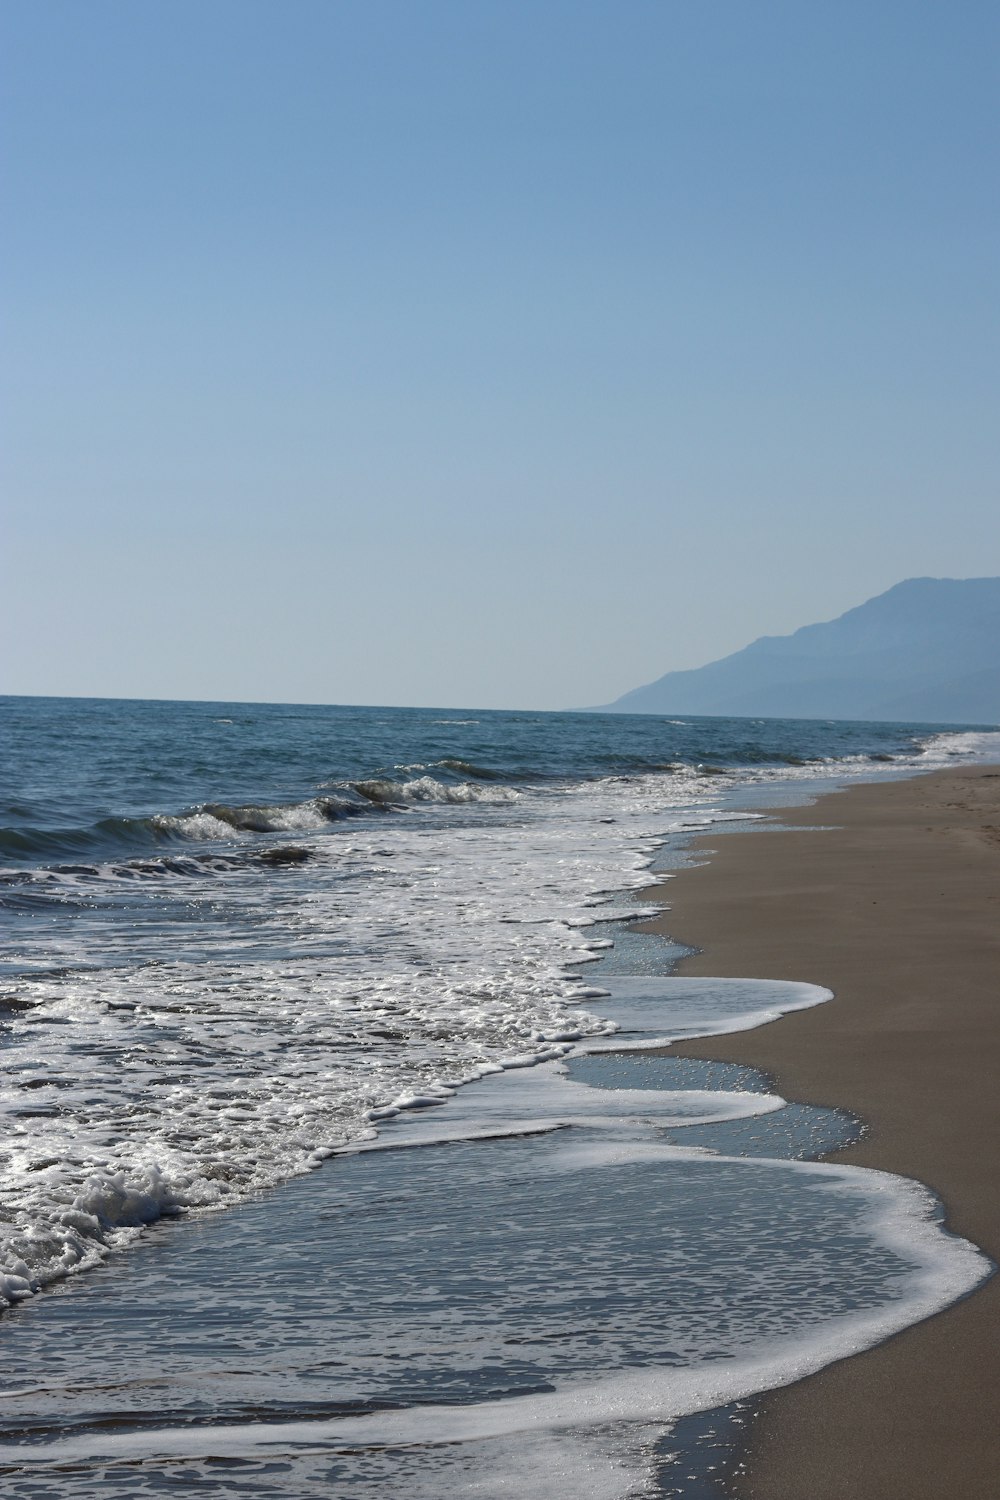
644, 765, 1000, 1499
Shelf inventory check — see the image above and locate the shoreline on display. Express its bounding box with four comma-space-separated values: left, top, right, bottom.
643, 764, 1000, 1498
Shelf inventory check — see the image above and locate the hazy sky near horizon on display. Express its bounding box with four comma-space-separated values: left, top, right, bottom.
3, 1, 998, 709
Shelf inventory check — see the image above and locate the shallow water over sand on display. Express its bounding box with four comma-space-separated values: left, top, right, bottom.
0, 975, 988, 1499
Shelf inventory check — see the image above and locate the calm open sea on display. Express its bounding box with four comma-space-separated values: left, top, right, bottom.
1, 697, 997, 1496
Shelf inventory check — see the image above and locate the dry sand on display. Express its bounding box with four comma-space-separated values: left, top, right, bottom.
643, 765, 1000, 1499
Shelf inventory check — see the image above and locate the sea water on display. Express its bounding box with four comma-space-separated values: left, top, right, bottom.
0, 697, 997, 1496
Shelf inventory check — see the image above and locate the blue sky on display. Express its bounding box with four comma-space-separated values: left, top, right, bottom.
3, 0, 997, 708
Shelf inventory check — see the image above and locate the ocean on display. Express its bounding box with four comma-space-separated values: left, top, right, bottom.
1, 695, 997, 1497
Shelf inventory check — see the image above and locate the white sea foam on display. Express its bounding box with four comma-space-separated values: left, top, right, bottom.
154, 798, 338, 837
150, 810, 239, 840
1, 737, 995, 1321
349, 1054, 787, 1153
0, 771, 724, 1303
355, 775, 521, 805
580, 976, 833, 1049
918, 727, 1000, 761
0, 1134, 988, 1500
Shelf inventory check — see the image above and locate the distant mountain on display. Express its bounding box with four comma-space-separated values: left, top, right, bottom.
599, 577, 1000, 723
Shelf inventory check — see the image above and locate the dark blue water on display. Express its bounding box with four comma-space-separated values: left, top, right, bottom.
0, 695, 979, 863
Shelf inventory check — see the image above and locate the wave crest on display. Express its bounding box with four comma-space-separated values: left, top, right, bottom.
153, 794, 373, 839
354, 776, 520, 806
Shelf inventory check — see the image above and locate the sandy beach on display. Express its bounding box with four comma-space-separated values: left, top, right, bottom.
644, 765, 1000, 1498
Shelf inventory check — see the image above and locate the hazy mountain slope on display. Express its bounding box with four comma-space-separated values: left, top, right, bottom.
601, 578, 1000, 722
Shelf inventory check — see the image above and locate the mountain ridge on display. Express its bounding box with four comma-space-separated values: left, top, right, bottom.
597, 577, 1000, 723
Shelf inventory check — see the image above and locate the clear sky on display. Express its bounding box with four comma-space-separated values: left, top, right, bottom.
3, 0, 997, 709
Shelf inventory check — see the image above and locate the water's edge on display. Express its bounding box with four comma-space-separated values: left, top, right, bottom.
0, 773, 993, 1499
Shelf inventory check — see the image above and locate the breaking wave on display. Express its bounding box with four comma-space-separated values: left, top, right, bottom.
353, 776, 521, 806
0, 797, 377, 862
0, 782, 522, 864
153, 794, 373, 838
